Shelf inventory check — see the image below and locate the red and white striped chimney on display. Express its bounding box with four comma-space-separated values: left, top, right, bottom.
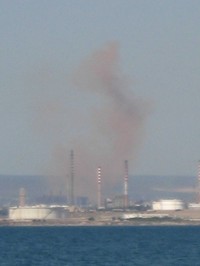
97, 166, 102, 209
124, 160, 129, 209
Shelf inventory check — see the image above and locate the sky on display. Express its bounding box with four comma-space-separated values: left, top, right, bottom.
0, 0, 200, 188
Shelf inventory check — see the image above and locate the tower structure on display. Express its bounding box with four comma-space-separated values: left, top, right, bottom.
197, 160, 200, 203
124, 160, 129, 209
97, 166, 102, 209
70, 150, 74, 205
19, 187, 26, 207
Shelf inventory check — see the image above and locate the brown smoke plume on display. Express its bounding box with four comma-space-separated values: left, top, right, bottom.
71, 42, 148, 198
33, 42, 149, 202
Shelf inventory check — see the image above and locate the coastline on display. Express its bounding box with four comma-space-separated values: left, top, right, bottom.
2, 209, 200, 227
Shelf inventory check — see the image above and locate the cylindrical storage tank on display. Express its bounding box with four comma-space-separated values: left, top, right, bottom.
152, 199, 184, 211
9, 206, 64, 220
160, 199, 184, 210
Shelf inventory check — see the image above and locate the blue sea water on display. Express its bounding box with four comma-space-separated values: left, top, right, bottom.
0, 226, 200, 266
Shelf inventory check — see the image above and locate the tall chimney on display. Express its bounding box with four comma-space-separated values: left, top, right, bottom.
19, 187, 25, 207
70, 150, 74, 205
97, 166, 102, 209
124, 160, 129, 209
197, 160, 200, 203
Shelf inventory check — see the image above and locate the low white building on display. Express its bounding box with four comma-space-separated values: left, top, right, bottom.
152, 199, 184, 211
122, 213, 169, 220
188, 203, 200, 210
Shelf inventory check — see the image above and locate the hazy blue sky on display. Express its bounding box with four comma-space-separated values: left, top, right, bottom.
0, 0, 200, 179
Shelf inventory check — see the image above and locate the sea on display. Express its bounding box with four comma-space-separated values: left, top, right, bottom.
0, 226, 200, 266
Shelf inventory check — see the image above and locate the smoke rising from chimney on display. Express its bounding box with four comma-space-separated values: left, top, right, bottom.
72, 43, 148, 192
34, 42, 149, 201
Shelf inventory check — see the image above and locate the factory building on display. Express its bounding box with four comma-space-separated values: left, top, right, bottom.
112, 195, 125, 209
152, 199, 184, 211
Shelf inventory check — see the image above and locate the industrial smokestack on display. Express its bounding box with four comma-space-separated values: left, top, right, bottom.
70, 150, 74, 205
97, 166, 102, 209
124, 160, 129, 209
19, 187, 26, 207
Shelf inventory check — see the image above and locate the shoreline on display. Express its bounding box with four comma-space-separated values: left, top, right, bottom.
3, 209, 200, 227
1, 219, 200, 227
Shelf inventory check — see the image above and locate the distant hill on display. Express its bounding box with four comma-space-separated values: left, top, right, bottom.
103, 175, 197, 203
0, 174, 197, 206
129, 175, 197, 202
0, 175, 48, 206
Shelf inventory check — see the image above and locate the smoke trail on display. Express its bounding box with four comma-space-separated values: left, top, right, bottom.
33, 42, 149, 201
72, 42, 148, 196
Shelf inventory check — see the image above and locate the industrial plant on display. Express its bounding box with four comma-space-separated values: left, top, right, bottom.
0, 155, 200, 226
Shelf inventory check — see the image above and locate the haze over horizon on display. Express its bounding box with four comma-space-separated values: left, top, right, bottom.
0, 174, 197, 206
1, 1, 200, 188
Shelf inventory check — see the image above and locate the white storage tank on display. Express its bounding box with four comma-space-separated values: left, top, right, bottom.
9, 206, 65, 220
152, 199, 184, 211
